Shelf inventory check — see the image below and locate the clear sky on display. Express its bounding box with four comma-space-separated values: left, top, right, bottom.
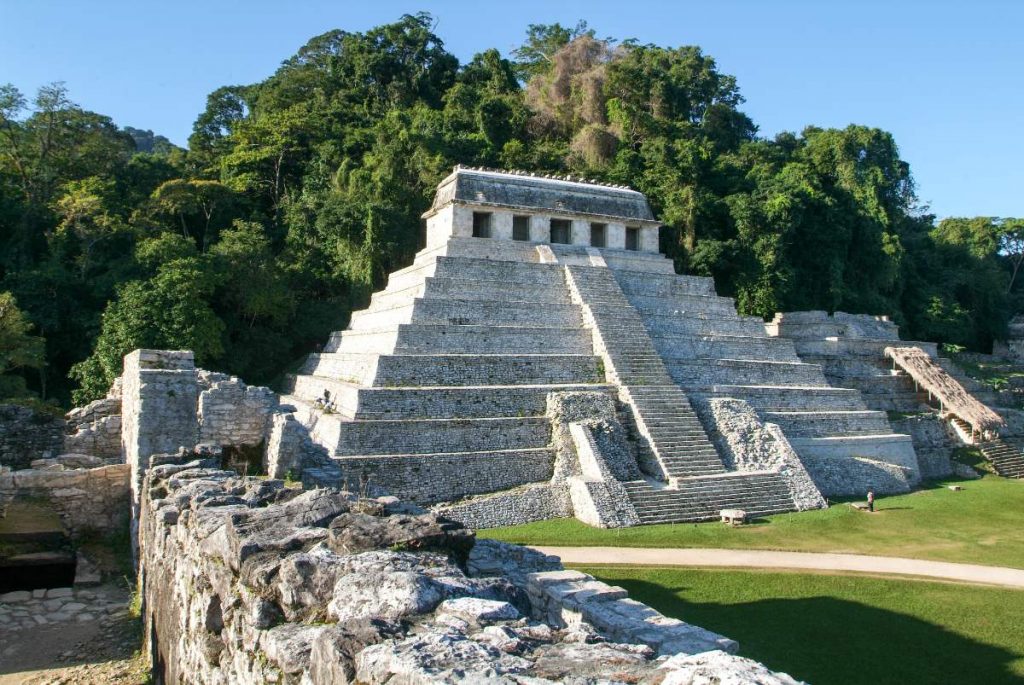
1, 0, 1020, 219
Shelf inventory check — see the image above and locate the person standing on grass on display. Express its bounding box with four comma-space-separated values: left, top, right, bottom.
867, 489, 875, 512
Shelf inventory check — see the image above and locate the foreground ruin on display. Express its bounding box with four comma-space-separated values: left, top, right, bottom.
138, 446, 801, 684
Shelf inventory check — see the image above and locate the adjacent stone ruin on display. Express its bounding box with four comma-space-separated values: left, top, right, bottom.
137, 446, 802, 684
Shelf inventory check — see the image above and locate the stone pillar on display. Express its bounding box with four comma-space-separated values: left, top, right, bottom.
530, 215, 550, 243
640, 226, 660, 253
122, 350, 200, 555
606, 222, 626, 250
571, 219, 590, 246
491, 211, 514, 241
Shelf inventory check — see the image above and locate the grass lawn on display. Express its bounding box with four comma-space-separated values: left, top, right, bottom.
581, 566, 1024, 685
481, 476, 1024, 568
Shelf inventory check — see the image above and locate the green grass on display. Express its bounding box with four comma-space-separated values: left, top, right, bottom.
481, 476, 1024, 568
580, 566, 1024, 685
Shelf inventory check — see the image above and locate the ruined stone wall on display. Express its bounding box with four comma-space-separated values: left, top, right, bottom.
889, 414, 956, 480
198, 370, 277, 446
0, 458, 129, 538
64, 385, 123, 460
138, 449, 801, 684
433, 483, 573, 529
693, 397, 826, 511
0, 404, 64, 470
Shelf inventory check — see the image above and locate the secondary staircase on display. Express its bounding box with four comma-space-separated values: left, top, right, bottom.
564, 263, 800, 523
950, 417, 1024, 478
617, 272, 918, 485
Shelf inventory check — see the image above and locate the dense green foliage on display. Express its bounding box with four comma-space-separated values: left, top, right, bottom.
482, 476, 1024, 569
584, 566, 1024, 684
0, 13, 1020, 405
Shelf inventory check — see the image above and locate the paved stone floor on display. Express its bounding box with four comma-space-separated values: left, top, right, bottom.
0, 584, 147, 684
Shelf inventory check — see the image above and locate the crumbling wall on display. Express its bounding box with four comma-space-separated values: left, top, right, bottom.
138, 448, 802, 684
435, 391, 645, 529
0, 457, 129, 538
197, 370, 277, 446
434, 483, 573, 529
890, 414, 956, 479
0, 404, 65, 470
63, 379, 123, 460
693, 397, 826, 511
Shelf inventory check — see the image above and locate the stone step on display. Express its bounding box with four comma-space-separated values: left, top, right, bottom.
327, 324, 594, 355
761, 410, 896, 437
301, 352, 602, 387
372, 275, 573, 309
633, 314, 769, 338
651, 334, 801, 364
319, 448, 557, 504
350, 299, 584, 330
666, 358, 828, 388
386, 255, 565, 291
623, 293, 738, 316
787, 433, 918, 470
286, 375, 612, 419
701, 385, 868, 411
612, 270, 717, 297
620, 472, 797, 523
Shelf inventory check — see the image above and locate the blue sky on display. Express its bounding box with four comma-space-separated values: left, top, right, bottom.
1, 0, 1020, 219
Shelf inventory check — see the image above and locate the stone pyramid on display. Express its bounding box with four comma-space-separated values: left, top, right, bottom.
279, 167, 919, 527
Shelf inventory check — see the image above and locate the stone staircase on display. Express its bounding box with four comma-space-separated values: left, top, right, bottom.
979, 439, 1024, 478
620, 472, 797, 524
564, 263, 801, 522
622, 286, 920, 487
950, 417, 1024, 478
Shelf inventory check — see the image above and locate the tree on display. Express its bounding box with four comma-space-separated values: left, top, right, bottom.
69, 257, 225, 404
512, 21, 594, 81
150, 179, 235, 250
0, 292, 45, 399
998, 218, 1024, 294
53, 177, 125, 276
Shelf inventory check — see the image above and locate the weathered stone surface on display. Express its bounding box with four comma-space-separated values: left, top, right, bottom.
327, 512, 474, 559
694, 397, 826, 511
137, 451, 800, 684
659, 650, 804, 685
0, 461, 130, 538
0, 404, 64, 470
436, 597, 520, 626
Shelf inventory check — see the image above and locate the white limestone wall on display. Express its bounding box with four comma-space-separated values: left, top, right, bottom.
529, 214, 550, 242
425, 205, 454, 248
640, 226, 659, 252
570, 219, 590, 246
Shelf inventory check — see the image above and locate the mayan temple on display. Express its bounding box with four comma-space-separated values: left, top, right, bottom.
277, 166, 921, 527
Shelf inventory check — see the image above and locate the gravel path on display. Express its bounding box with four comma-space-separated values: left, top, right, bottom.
533, 546, 1024, 588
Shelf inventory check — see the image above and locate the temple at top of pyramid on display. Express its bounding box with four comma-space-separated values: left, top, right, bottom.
277, 166, 921, 528
423, 166, 660, 252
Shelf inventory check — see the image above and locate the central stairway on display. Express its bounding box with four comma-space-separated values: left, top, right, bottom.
565, 263, 802, 522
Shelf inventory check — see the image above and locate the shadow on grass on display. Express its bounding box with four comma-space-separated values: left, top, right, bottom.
612, 578, 1024, 685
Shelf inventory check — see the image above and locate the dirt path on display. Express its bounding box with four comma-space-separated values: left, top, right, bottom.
533, 546, 1024, 588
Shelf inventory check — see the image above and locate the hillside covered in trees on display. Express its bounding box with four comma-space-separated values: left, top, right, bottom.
0, 13, 1021, 406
